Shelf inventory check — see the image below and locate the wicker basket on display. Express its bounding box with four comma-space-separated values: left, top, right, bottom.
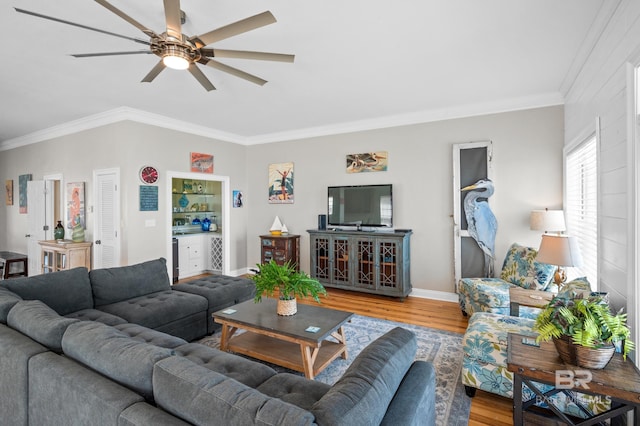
575, 344, 615, 369
553, 335, 577, 365
277, 298, 297, 316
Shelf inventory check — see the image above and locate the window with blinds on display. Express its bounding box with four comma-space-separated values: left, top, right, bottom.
565, 135, 598, 287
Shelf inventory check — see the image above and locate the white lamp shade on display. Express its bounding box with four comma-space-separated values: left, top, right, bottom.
530, 210, 566, 232
537, 234, 583, 267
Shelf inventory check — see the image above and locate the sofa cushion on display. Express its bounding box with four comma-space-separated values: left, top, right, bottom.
62, 321, 173, 400
114, 323, 187, 349
65, 308, 128, 326
29, 351, 145, 426
174, 342, 276, 387
311, 327, 417, 426
90, 258, 171, 307
0, 267, 93, 315
96, 290, 207, 331
174, 275, 256, 334
7, 300, 79, 352
257, 373, 331, 411
0, 324, 49, 426
153, 356, 316, 426
0, 287, 22, 323
119, 402, 192, 426
500, 243, 555, 290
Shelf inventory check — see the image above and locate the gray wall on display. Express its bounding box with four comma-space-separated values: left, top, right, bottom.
0, 105, 563, 296
0, 121, 249, 271
246, 105, 564, 296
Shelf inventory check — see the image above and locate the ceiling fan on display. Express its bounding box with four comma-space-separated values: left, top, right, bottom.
15, 0, 295, 91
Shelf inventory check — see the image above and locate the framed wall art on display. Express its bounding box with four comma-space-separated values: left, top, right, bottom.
18, 174, 31, 213
268, 162, 294, 204
346, 151, 388, 173
5, 180, 13, 206
190, 152, 214, 173
66, 182, 85, 229
233, 190, 243, 208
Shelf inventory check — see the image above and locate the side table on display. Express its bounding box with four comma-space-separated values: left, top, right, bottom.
507, 333, 640, 425
39, 240, 92, 273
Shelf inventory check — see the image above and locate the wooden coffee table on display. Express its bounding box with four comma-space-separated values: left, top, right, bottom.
213, 299, 353, 379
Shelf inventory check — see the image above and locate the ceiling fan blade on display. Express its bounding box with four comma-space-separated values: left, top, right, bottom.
205, 59, 267, 86
163, 0, 182, 40
188, 64, 216, 91
142, 61, 166, 83
14, 8, 150, 46
71, 51, 152, 58
191, 11, 277, 48
202, 49, 295, 63
94, 0, 158, 38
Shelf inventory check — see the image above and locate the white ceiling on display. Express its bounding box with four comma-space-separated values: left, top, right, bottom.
0, 0, 606, 146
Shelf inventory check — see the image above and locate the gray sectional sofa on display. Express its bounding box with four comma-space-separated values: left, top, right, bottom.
0, 258, 436, 425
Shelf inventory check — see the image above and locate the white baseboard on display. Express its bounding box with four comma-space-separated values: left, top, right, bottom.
409, 288, 458, 303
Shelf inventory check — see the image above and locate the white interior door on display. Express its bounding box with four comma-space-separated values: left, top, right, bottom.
93, 168, 121, 269
26, 180, 53, 275
453, 141, 493, 290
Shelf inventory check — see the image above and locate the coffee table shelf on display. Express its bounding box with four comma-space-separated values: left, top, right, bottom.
227, 331, 346, 377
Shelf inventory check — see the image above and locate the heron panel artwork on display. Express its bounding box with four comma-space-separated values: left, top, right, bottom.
461, 179, 497, 277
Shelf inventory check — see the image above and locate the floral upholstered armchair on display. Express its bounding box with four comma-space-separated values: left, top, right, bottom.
458, 243, 557, 318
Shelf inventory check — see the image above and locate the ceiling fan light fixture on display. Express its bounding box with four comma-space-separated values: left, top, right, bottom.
162, 45, 190, 70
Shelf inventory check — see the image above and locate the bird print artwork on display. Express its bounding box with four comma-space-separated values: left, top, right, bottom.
461, 179, 497, 277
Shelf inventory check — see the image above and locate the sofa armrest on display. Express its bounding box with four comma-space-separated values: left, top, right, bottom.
380, 361, 435, 426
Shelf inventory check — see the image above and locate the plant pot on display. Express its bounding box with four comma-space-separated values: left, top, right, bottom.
575, 344, 615, 369
277, 298, 297, 316
553, 335, 577, 365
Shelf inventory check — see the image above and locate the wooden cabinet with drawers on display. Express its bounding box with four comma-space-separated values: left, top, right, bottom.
260, 234, 300, 270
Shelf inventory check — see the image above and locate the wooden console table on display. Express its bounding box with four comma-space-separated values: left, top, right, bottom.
39, 240, 92, 273
507, 333, 640, 425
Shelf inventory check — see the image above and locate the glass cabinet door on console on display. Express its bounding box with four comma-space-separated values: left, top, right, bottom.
355, 236, 375, 291
308, 230, 411, 299
331, 236, 351, 286
310, 234, 330, 282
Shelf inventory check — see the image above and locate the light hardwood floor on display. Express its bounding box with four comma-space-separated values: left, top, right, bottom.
297, 287, 514, 426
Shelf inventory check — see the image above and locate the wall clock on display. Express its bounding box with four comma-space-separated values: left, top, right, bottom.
139, 166, 159, 184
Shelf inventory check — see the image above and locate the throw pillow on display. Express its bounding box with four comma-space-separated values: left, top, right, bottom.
500, 243, 555, 291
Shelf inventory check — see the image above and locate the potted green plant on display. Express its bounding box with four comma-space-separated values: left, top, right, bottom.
534, 294, 634, 368
251, 260, 327, 316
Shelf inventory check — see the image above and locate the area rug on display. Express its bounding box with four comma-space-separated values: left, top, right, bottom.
199, 314, 471, 426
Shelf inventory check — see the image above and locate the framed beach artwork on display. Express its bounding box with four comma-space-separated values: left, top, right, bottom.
5, 180, 13, 205
268, 162, 294, 204
190, 152, 214, 173
66, 182, 86, 229
346, 151, 388, 173
18, 174, 31, 213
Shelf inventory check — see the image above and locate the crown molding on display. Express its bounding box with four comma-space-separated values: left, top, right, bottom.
0, 92, 563, 151
245, 92, 564, 145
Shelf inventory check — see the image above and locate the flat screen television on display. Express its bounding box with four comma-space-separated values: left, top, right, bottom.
327, 184, 393, 228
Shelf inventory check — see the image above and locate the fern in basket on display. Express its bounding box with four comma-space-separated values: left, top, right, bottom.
535, 294, 634, 360
251, 260, 327, 303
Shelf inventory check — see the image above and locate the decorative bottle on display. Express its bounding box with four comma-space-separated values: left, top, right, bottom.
202, 217, 211, 232
54, 221, 65, 240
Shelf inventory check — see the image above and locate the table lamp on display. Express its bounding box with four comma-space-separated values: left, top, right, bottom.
536, 234, 583, 288
530, 209, 566, 234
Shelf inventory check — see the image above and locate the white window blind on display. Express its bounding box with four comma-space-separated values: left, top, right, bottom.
565, 135, 598, 287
